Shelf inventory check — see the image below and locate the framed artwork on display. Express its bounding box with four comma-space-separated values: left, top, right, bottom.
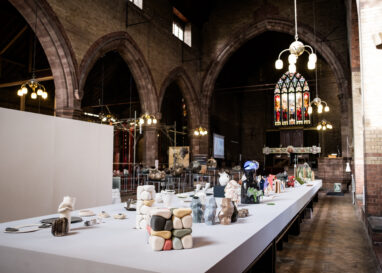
168, 146, 190, 168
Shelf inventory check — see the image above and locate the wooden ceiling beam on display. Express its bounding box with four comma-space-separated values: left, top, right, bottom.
0, 25, 28, 56
0, 75, 53, 88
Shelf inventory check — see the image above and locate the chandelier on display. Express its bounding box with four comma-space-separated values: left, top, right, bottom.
17, 3, 48, 100
275, 0, 317, 73
193, 126, 208, 136
316, 119, 332, 131
139, 114, 157, 125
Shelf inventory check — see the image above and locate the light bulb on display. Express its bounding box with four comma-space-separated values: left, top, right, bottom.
288, 54, 297, 64
194, 130, 199, 136
102, 117, 107, 122
147, 118, 152, 125
37, 89, 43, 96
308, 61, 315, 70
323, 126, 327, 130
139, 118, 144, 125
17, 89, 23, 96
42, 92, 48, 99
324, 105, 329, 112
22, 87, 28, 94
31, 92, 37, 99
327, 124, 333, 129
308, 106, 312, 114
288, 64, 296, 73
153, 118, 157, 124
275, 59, 283, 70
309, 53, 317, 63
204, 131, 208, 135
317, 124, 322, 130
318, 104, 323, 113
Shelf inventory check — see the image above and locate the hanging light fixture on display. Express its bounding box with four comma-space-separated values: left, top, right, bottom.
275, 0, 317, 72
139, 114, 157, 125
17, 2, 48, 100
193, 126, 208, 136
316, 119, 333, 131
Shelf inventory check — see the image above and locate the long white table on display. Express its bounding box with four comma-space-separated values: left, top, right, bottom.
0, 180, 321, 273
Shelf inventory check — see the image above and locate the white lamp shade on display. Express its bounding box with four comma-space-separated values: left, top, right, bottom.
288, 54, 297, 64
288, 64, 296, 73
307, 61, 315, 70
317, 104, 323, 113
309, 53, 317, 63
275, 59, 283, 69
345, 162, 351, 172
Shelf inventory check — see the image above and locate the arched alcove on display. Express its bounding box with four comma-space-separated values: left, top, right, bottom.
82, 51, 143, 171
211, 31, 342, 171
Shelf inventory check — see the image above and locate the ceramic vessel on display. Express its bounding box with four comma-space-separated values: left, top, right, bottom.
218, 171, 230, 186
191, 196, 203, 223
204, 197, 217, 225
162, 190, 175, 208
57, 196, 75, 231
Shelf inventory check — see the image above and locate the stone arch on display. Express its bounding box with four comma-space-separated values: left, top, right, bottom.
9, 0, 79, 117
201, 18, 349, 119
79, 32, 158, 115
159, 67, 200, 130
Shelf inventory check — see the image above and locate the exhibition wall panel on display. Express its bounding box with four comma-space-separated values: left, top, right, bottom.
0, 107, 113, 222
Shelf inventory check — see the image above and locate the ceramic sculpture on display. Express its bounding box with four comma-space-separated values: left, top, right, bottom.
191, 196, 203, 223
194, 183, 210, 205
161, 189, 175, 208
238, 208, 249, 218
148, 208, 193, 251
224, 180, 241, 206
218, 198, 234, 225
51, 218, 69, 236
136, 185, 156, 229
207, 157, 217, 169
218, 171, 230, 186
204, 197, 217, 225
231, 201, 238, 223
241, 161, 260, 204
57, 196, 75, 232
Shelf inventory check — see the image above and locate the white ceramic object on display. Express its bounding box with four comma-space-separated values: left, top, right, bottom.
224, 180, 241, 206
58, 196, 75, 231
218, 172, 230, 186
161, 190, 175, 208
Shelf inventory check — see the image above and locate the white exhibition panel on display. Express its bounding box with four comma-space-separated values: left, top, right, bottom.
0, 107, 113, 222
0, 180, 321, 273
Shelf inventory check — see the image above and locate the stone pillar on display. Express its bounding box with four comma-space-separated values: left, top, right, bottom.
358, 0, 382, 216
143, 125, 158, 167
55, 107, 82, 119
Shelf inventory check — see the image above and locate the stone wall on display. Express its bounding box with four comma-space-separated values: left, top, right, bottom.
358, 0, 382, 216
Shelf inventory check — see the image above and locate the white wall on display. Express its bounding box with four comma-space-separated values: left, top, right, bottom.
0, 107, 113, 222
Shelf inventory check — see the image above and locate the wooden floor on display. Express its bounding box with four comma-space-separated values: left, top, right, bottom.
276, 192, 380, 273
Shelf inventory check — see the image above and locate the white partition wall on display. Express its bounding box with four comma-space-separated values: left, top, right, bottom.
0, 107, 113, 222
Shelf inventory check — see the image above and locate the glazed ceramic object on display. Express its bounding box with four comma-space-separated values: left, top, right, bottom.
162, 190, 175, 208
57, 196, 75, 231
218, 198, 234, 225
231, 201, 238, 223
191, 196, 203, 223
218, 171, 230, 186
224, 180, 241, 206
204, 197, 217, 225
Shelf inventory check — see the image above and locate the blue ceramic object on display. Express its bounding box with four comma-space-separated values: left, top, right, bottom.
191, 196, 203, 223
204, 197, 217, 225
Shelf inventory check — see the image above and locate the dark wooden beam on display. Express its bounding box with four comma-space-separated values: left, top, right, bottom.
0, 76, 53, 88
0, 26, 28, 55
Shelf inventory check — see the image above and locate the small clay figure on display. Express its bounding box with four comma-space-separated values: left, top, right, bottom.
191, 196, 203, 223
224, 180, 241, 206
218, 198, 234, 225
204, 197, 217, 225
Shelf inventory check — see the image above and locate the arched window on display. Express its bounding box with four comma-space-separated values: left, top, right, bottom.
274, 72, 310, 126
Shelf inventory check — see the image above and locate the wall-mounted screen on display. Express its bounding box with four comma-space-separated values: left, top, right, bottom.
213, 133, 225, 159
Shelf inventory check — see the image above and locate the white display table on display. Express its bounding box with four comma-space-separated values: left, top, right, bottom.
0, 180, 321, 273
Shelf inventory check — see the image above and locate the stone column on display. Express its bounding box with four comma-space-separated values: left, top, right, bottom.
143, 125, 158, 167
358, 0, 382, 216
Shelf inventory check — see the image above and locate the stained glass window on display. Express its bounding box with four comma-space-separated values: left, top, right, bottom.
274, 72, 310, 126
